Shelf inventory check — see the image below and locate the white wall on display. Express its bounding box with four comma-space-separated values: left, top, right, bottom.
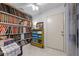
66, 4, 77, 56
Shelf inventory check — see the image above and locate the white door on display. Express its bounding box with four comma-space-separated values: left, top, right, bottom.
47, 12, 65, 51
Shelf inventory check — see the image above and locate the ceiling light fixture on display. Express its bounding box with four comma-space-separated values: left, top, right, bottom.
36, 3, 45, 5
31, 4, 39, 11
26, 4, 39, 11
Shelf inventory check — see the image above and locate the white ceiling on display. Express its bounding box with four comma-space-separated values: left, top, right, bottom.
8, 3, 64, 18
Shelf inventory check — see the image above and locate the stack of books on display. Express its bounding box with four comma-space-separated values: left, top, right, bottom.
0, 24, 8, 35
0, 13, 22, 24
0, 3, 28, 19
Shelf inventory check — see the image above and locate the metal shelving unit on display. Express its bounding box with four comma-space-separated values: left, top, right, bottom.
0, 3, 32, 56
0, 4, 32, 43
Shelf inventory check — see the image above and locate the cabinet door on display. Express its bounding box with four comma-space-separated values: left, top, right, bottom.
47, 12, 65, 51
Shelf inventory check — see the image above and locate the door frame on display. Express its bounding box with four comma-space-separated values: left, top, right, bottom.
45, 12, 66, 52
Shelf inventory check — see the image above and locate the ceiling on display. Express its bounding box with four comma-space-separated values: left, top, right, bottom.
8, 3, 64, 18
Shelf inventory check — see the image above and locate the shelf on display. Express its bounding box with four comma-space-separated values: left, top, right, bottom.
0, 32, 31, 36
0, 22, 30, 27
23, 32, 31, 34
21, 38, 32, 40
31, 41, 42, 44
26, 38, 32, 39
0, 22, 20, 26
1, 33, 19, 35
0, 4, 32, 45
38, 33, 43, 35
0, 11, 31, 21
7, 33, 21, 35
32, 29, 43, 31
15, 38, 32, 42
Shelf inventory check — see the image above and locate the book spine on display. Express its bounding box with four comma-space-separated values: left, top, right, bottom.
1, 13, 4, 22
4, 14, 7, 23
6, 15, 8, 23
0, 13, 2, 22
5, 14, 7, 23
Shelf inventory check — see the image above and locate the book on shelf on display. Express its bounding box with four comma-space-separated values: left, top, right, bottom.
16, 10, 19, 16
8, 16, 13, 23
3, 14, 7, 22
23, 20, 28, 26
0, 3, 30, 19
10, 34, 21, 41
17, 18, 20, 24
5, 5, 10, 13
21, 13, 24, 18
6, 14, 9, 23
6, 26, 11, 34
13, 17, 17, 24
0, 13, 8, 23
0, 12, 30, 25
0, 24, 7, 35
1, 4, 6, 12
14, 9, 17, 16
4, 5, 7, 12
18, 26, 21, 34
12, 26, 18, 34
5, 26, 9, 34
21, 27, 23, 33
27, 27, 31, 32
24, 33, 30, 39
0, 4, 4, 11
13, 9, 16, 15
10, 26, 13, 34
11, 16, 14, 24
0, 13, 2, 22
0, 13, 21, 24
27, 21, 31, 27
18, 11, 21, 17
11, 7, 14, 14
23, 27, 26, 33
4, 14, 6, 22
1, 13, 4, 22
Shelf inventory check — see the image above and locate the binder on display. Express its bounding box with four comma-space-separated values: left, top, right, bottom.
0, 4, 3, 11
8, 16, 12, 23
0, 13, 2, 22
1, 13, 4, 22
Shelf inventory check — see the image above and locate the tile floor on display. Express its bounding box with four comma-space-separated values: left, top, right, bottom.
22, 44, 66, 56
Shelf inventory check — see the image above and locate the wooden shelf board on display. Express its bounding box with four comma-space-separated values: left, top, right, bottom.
26, 38, 32, 39
31, 42, 44, 48
32, 29, 43, 31
0, 11, 31, 21
0, 32, 31, 36
0, 22, 31, 27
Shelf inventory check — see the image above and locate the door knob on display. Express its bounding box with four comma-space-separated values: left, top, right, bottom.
61, 31, 64, 33
61, 31, 64, 36
61, 34, 64, 36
